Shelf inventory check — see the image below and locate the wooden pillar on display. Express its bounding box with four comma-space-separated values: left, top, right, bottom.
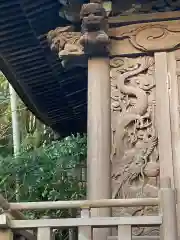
154, 52, 174, 186
167, 51, 180, 237
87, 57, 111, 240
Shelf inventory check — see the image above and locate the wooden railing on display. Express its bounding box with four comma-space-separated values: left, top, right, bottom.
0, 177, 177, 240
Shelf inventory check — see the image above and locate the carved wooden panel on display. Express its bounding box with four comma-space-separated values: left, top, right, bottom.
109, 20, 180, 56
110, 56, 160, 236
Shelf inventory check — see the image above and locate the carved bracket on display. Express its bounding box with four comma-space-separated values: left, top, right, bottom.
47, 3, 110, 67
48, 20, 180, 67
47, 25, 86, 67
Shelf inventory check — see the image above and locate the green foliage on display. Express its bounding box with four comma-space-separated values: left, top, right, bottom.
0, 73, 88, 221
0, 134, 87, 218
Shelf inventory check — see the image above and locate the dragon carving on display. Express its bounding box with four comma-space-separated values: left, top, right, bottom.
110, 56, 160, 237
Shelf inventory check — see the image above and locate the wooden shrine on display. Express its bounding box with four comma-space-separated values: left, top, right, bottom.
0, 1, 180, 240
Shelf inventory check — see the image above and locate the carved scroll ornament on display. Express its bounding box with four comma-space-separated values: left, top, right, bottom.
110, 56, 159, 236
110, 20, 180, 55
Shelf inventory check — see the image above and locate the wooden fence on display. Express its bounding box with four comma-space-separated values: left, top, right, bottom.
0, 177, 177, 240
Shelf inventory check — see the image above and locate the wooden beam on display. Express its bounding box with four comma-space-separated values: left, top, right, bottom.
9, 198, 159, 210
109, 11, 180, 25
10, 216, 162, 229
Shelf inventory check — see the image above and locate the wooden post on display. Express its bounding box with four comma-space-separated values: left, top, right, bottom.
37, 216, 52, 240
0, 230, 13, 240
37, 227, 51, 240
167, 51, 180, 237
160, 177, 178, 240
0, 214, 13, 240
118, 225, 131, 240
80, 0, 111, 239
154, 52, 174, 186
78, 208, 92, 240
87, 57, 111, 240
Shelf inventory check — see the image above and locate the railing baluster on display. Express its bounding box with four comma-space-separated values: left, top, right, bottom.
78, 208, 92, 240
37, 227, 51, 240
118, 225, 132, 240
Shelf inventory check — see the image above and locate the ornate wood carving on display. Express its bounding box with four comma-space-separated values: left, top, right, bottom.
112, 0, 180, 16
110, 56, 159, 236
47, 26, 87, 68
80, 2, 109, 55
48, 2, 110, 57
48, 20, 180, 64
110, 20, 180, 56
47, 26, 83, 57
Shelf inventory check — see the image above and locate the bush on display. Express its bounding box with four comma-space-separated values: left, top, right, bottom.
0, 134, 87, 218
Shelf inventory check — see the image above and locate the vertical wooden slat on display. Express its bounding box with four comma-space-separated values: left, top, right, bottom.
167, 51, 180, 236
160, 177, 178, 240
78, 209, 92, 240
154, 52, 174, 186
0, 230, 13, 240
37, 227, 51, 240
118, 225, 131, 240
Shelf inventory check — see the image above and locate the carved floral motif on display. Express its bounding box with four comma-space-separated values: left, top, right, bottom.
110, 56, 159, 236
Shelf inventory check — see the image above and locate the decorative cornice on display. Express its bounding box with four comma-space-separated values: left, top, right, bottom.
109, 20, 180, 55
48, 19, 180, 67
112, 0, 180, 16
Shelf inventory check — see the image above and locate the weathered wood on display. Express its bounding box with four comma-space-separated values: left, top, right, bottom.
154, 52, 174, 186
10, 216, 162, 229
118, 225, 131, 240
87, 57, 111, 202
0, 214, 9, 228
37, 227, 51, 240
109, 11, 180, 25
160, 178, 178, 240
78, 209, 92, 240
9, 198, 159, 210
0, 230, 13, 240
108, 236, 159, 240
109, 20, 180, 56
167, 51, 180, 236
